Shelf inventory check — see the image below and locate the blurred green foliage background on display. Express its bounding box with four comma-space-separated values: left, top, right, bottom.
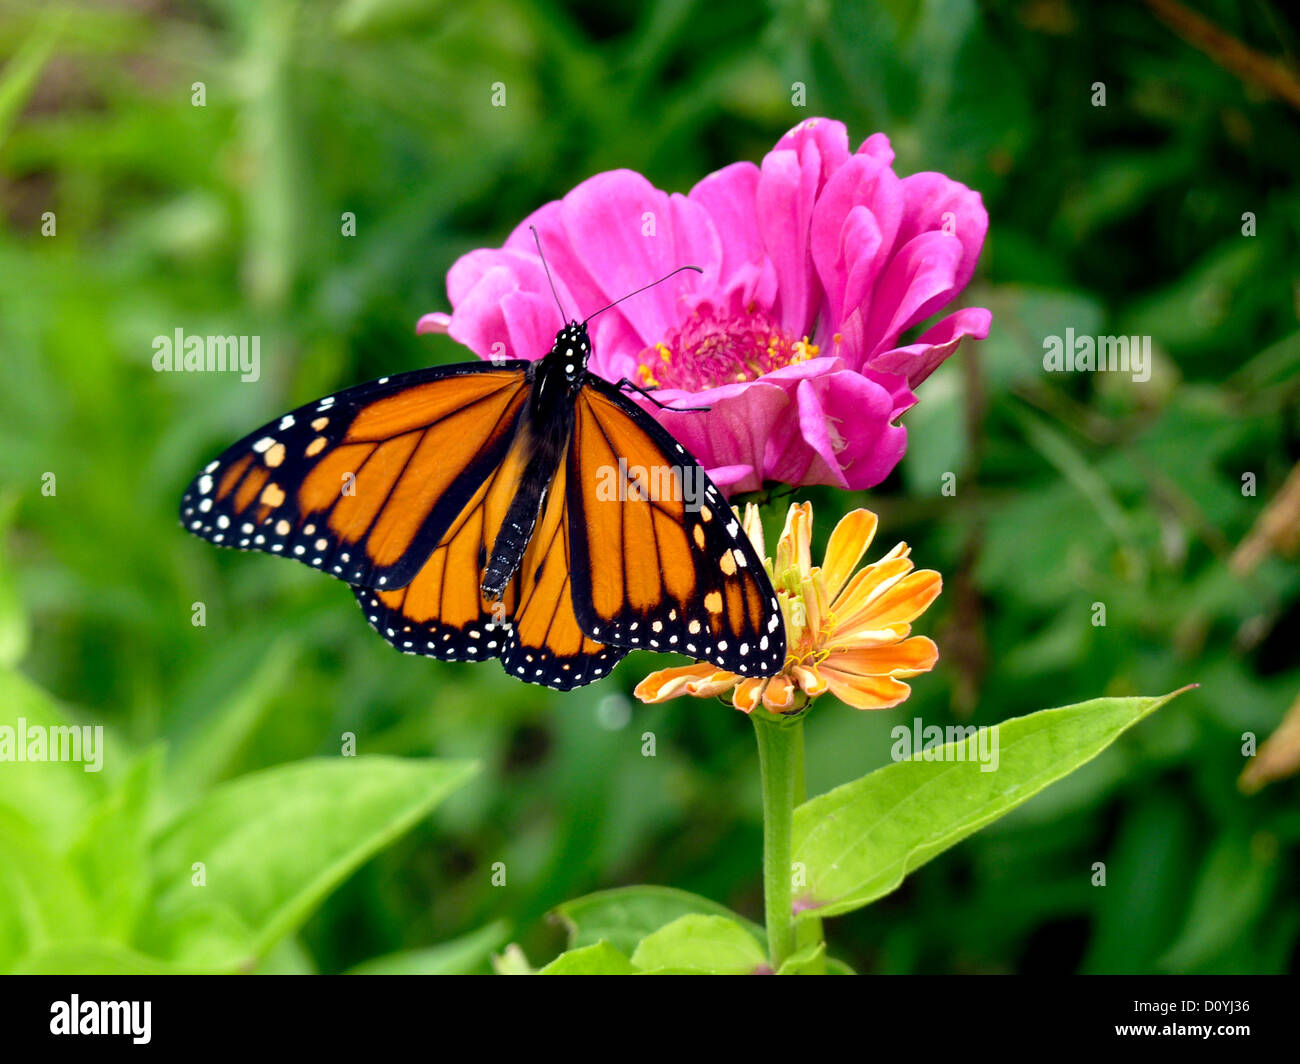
1, 0, 1297, 974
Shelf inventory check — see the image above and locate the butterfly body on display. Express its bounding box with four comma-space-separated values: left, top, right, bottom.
181, 319, 786, 689
481, 322, 588, 599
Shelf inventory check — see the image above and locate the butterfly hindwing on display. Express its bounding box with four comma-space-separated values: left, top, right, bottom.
180, 361, 530, 590
565, 377, 786, 678
355, 432, 626, 689
499, 443, 627, 688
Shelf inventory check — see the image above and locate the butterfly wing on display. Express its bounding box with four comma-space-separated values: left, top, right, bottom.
566, 378, 786, 678
179, 362, 530, 590
498, 442, 627, 688
355, 433, 626, 689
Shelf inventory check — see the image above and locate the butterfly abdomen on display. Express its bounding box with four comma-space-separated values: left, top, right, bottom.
480, 363, 574, 600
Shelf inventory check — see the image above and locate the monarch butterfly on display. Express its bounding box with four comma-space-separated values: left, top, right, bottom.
179, 237, 786, 689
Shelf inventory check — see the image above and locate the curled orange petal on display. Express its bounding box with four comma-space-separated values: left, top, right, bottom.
731, 677, 767, 713
775, 502, 813, 577
634, 663, 738, 703
791, 663, 828, 697
761, 673, 797, 711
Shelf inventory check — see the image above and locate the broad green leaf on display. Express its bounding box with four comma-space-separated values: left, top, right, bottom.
12, 940, 181, 975
0, 809, 96, 971
0, 667, 107, 850
254, 935, 318, 975
629, 914, 767, 975
539, 940, 638, 975
553, 885, 765, 955
165, 637, 299, 805
140, 900, 257, 973
148, 756, 477, 960
794, 688, 1191, 920
777, 941, 826, 975
348, 920, 510, 975
67, 748, 161, 941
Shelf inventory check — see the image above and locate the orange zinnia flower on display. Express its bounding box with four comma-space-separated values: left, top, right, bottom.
634, 502, 941, 714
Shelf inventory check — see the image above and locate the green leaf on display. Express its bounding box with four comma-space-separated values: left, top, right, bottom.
794, 688, 1192, 920
0, 667, 108, 851
0, 809, 96, 972
140, 901, 257, 974
629, 914, 768, 974
66, 748, 161, 941
776, 941, 826, 975
347, 920, 510, 975
552, 885, 765, 956
11, 940, 181, 975
165, 637, 299, 805
0, 12, 63, 148
0, 492, 29, 667
539, 940, 638, 975
147, 756, 476, 961
1157, 830, 1279, 972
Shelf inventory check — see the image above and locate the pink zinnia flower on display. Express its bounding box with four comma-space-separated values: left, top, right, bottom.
418, 118, 990, 494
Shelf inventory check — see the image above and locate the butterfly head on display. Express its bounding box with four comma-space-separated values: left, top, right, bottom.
551, 320, 592, 384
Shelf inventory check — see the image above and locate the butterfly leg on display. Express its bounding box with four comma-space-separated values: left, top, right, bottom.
613, 378, 711, 413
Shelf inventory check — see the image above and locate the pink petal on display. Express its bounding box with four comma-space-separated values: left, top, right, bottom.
689, 161, 764, 279
762, 370, 906, 490
893, 172, 988, 297
773, 118, 851, 188
416, 312, 450, 335
756, 146, 822, 340
810, 153, 903, 335
856, 131, 895, 166
860, 230, 963, 357
556, 170, 720, 349
647, 381, 792, 496
868, 306, 992, 388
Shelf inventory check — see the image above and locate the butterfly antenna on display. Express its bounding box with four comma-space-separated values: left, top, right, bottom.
583, 265, 703, 324
530, 224, 568, 321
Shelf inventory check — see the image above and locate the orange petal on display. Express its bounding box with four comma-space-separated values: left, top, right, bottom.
850, 569, 942, 629
775, 502, 813, 577
818, 668, 913, 710
800, 573, 825, 639
634, 663, 738, 703
740, 502, 767, 559
824, 636, 938, 679
832, 553, 914, 625
829, 622, 912, 651
791, 664, 828, 697
761, 673, 797, 711
731, 677, 767, 713
819, 509, 878, 600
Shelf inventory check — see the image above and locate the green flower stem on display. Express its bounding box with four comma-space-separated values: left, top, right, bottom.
788, 722, 826, 972
753, 712, 801, 970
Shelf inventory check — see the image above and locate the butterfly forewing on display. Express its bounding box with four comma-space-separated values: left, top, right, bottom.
179, 362, 530, 590
565, 378, 786, 677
